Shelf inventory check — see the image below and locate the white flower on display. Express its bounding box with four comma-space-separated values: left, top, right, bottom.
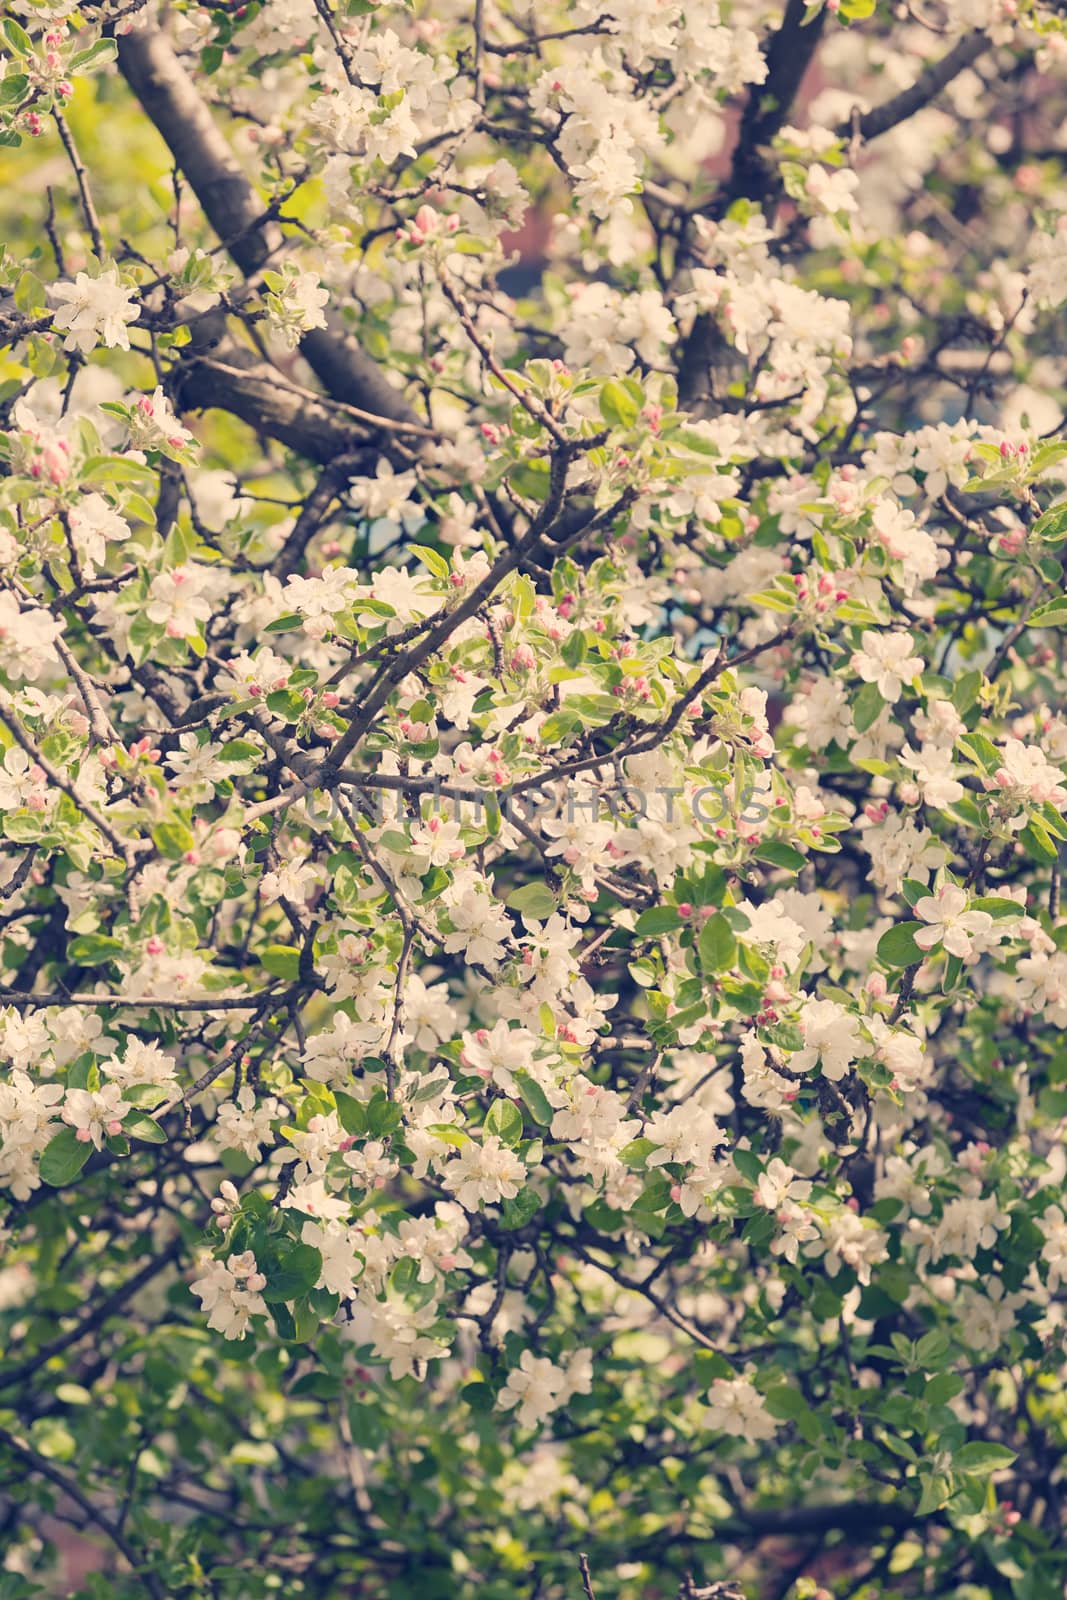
216, 1086, 279, 1161
645, 1103, 724, 1168
461, 1021, 538, 1096
0, 747, 46, 812
0, 592, 63, 681
348, 458, 421, 528
851, 631, 924, 703
756, 1157, 811, 1211
267, 268, 330, 348
190, 1253, 267, 1340
901, 743, 964, 808
442, 890, 512, 968
704, 1376, 777, 1441
1036, 1204, 1067, 1292
562, 282, 636, 374
62, 1083, 130, 1149
301, 1218, 364, 1298
497, 1350, 567, 1428
102, 1038, 177, 1090
804, 165, 859, 215
51, 267, 140, 354
992, 739, 1067, 809
932, 1195, 1009, 1260
68, 493, 131, 573
128, 386, 196, 457
261, 857, 323, 905
145, 566, 212, 639
817, 1210, 888, 1284
737, 900, 809, 968
166, 732, 228, 797
793, 998, 863, 1082
913, 885, 994, 959
0, 1070, 64, 1199
441, 1134, 527, 1210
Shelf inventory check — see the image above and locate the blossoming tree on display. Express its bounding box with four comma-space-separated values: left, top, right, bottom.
1, 0, 1067, 1595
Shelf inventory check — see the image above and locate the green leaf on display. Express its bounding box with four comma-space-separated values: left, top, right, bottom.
499, 1188, 541, 1229
220, 739, 262, 763
152, 820, 195, 860
39, 1128, 92, 1187
951, 669, 983, 714
619, 1137, 656, 1168
763, 1384, 807, 1421
2, 18, 33, 55
262, 1244, 323, 1303
505, 883, 557, 920
538, 711, 579, 745
915, 1328, 951, 1367
514, 1072, 553, 1126
954, 1442, 1016, 1476
461, 1378, 496, 1412
561, 630, 586, 669
0, 73, 28, 106
732, 1148, 762, 1184
410, 543, 450, 579
366, 1091, 402, 1138
635, 906, 684, 936
68, 934, 124, 965
698, 912, 737, 973
265, 689, 305, 722
753, 840, 807, 873
916, 1472, 952, 1515
1020, 820, 1058, 864
957, 732, 1001, 774
260, 944, 301, 982
877, 922, 925, 968
485, 1099, 524, 1146
970, 896, 1022, 920
925, 1373, 965, 1406
852, 681, 885, 734
1028, 598, 1067, 628
333, 1090, 367, 1136
67, 37, 118, 72
122, 1110, 167, 1144
1031, 502, 1067, 543
599, 379, 640, 429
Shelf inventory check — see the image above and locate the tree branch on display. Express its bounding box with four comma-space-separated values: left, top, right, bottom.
116, 26, 417, 429
842, 32, 989, 145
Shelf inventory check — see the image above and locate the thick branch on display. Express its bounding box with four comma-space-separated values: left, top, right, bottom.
678, 0, 824, 404
175, 349, 373, 463
116, 25, 416, 429
724, 0, 827, 208
843, 32, 989, 144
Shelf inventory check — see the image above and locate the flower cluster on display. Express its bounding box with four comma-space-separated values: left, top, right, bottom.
2, 0, 1067, 1596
